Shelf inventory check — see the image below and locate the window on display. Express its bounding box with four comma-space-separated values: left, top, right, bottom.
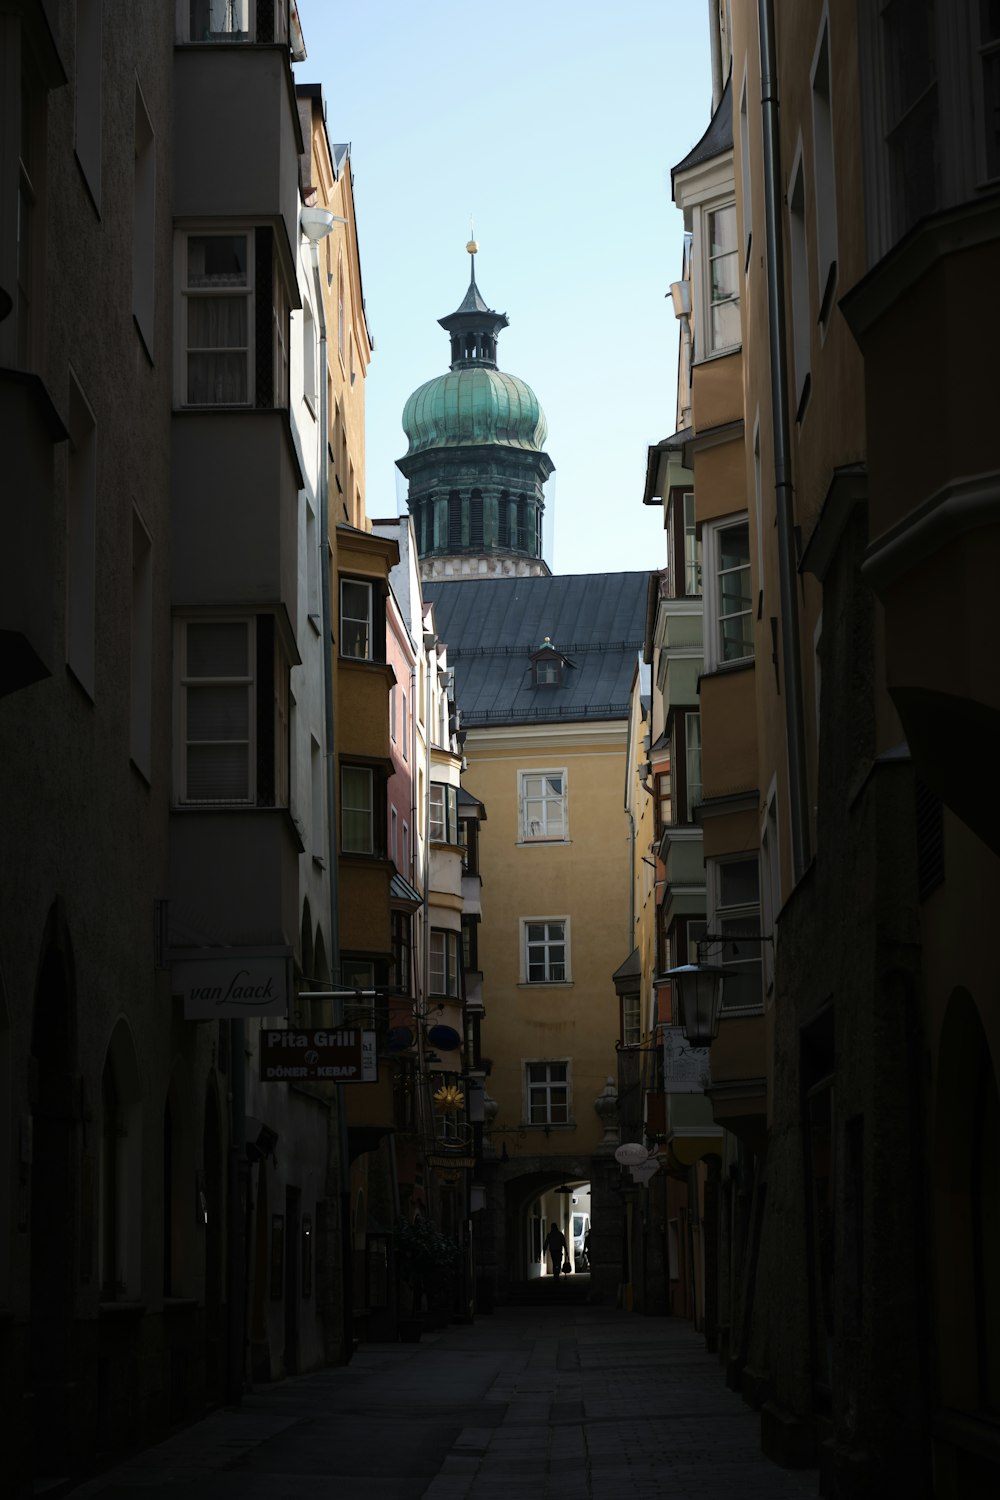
390, 685, 397, 742
811, 15, 839, 324
306, 498, 319, 622
340, 578, 372, 659
130, 508, 152, 777
788, 149, 811, 417
391, 911, 411, 994
67, 373, 97, 698
526, 1061, 570, 1126
188, 0, 250, 41
683, 491, 701, 595
685, 713, 702, 818
707, 202, 740, 352
429, 929, 460, 997
75, 0, 102, 208
429, 782, 458, 843
622, 990, 641, 1048
459, 816, 479, 875
739, 64, 752, 271
177, 617, 288, 806
654, 767, 673, 841
401, 692, 408, 760
710, 856, 763, 1013
390, 804, 398, 863
401, 819, 409, 876
342, 766, 374, 854
310, 735, 323, 861
302, 299, 317, 413
519, 769, 568, 842
880, 0, 940, 237
523, 919, 569, 984
182, 232, 250, 404
753, 417, 764, 618
976, 1, 1000, 181
462, 916, 479, 972
704, 517, 753, 669
533, 656, 562, 686
337, 253, 345, 361
760, 786, 781, 995
133, 83, 155, 355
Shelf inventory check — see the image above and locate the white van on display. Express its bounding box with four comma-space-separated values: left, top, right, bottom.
572, 1212, 590, 1267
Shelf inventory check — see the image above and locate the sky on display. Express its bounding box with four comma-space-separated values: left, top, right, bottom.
296, 1, 713, 576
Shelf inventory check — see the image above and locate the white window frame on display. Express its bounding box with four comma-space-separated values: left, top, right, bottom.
302, 297, 317, 416
702, 514, 754, 672
622, 989, 641, 1048
175, 616, 255, 806
341, 765, 374, 854
430, 781, 458, 844
176, 228, 254, 407
524, 1059, 572, 1127
339, 577, 373, 660
521, 917, 571, 985
518, 768, 569, 843
707, 854, 763, 1015
704, 197, 741, 355
429, 928, 460, 997
683, 489, 702, 596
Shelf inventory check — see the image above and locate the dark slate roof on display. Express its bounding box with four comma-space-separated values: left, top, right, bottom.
425, 572, 649, 728
671, 73, 733, 197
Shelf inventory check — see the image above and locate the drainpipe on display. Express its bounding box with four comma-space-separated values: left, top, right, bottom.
418, 633, 436, 1198
708, 0, 723, 109
301, 205, 353, 1359
226, 1018, 246, 1404
757, 0, 811, 882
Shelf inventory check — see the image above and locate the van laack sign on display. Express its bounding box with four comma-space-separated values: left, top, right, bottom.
259, 1028, 377, 1083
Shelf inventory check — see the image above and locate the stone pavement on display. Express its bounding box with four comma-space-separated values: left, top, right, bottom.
64, 1304, 819, 1499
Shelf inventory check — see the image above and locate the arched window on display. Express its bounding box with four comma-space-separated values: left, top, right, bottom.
517, 495, 527, 552
470, 490, 483, 549
498, 491, 510, 547
448, 491, 462, 550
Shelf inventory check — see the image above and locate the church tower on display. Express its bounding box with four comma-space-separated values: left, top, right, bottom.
396, 243, 554, 580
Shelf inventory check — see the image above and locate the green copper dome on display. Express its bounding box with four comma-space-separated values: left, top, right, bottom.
402, 366, 548, 457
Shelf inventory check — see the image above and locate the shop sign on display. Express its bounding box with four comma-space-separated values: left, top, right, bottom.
175, 950, 291, 1019
661, 1025, 711, 1093
259, 1028, 377, 1083
427, 1154, 477, 1168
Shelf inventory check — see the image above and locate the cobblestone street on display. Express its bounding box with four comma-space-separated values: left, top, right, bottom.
64, 1305, 819, 1499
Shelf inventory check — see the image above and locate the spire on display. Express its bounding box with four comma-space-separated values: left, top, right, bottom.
438, 238, 509, 371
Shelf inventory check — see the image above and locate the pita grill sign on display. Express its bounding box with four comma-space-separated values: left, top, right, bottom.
259, 1027, 377, 1083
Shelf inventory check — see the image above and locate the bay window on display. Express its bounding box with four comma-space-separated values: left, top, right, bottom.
709, 856, 763, 1013
340, 577, 374, 660
707, 201, 741, 352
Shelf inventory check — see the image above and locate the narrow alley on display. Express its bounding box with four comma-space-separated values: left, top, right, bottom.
64, 1305, 818, 1500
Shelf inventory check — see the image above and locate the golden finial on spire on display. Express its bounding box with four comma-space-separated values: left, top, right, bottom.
467, 215, 478, 257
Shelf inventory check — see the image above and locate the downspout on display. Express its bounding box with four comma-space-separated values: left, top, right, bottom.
758, 0, 811, 881
307, 222, 353, 1362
